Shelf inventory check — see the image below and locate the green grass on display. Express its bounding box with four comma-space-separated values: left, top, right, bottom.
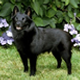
0, 46, 80, 80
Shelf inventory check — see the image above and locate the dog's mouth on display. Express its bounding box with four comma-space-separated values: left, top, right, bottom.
16, 26, 22, 30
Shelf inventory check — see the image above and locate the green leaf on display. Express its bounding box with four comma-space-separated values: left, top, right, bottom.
0, 0, 2, 4
33, 17, 56, 27
39, 7, 43, 17
44, 18, 57, 27
0, 2, 12, 17
68, 11, 74, 18
52, 5, 57, 11
55, 0, 61, 7
43, 19, 51, 25
50, 22, 56, 28
10, 0, 15, 4
56, 11, 63, 18
58, 17, 63, 23
32, 0, 35, 2
76, 24, 80, 31
68, 5, 72, 11
65, 0, 70, 5
43, 0, 49, 4
64, 14, 70, 23
50, 18, 57, 24
31, 1, 40, 15
32, 1, 43, 17
46, 9, 56, 18
50, 19, 56, 28
70, 0, 78, 8
77, 13, 80, 17
33, 17, 44, 26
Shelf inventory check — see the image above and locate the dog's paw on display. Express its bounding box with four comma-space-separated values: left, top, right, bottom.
30, 71, 36, 76
57, 65, 61, 68
24, 67, 28, 72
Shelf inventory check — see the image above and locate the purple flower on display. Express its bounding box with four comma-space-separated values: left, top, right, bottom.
0, 32, 14, 45
0, 37, 7, 45
70, 24, 75, 30
7, 40, 13, 45
64, 24, 78, 35
64, 24, 75, 32
0, 18, 14, 46
4, 22, 9, 28
0, 18, 9, 28
71, 34, 80, 47
64, 24, 69, 32
75, 34, 80, 42
71, 38, 79, 43
1, 40, 7, 45
6, 31, 13, 37
6, 26, 13, 37
64, 24, 80, 48
1, 19, 9, 27
0, 23, 4, 28
74, 13, 76, 17
1, 19, 6, 23
0, 37, 4, 42
69, 29, 78, 35
74, 43, 80, 47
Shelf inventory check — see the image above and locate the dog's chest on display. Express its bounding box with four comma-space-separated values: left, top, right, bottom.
15, 34, 33, 51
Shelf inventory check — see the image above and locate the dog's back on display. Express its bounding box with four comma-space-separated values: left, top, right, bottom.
30, 28, 72, 54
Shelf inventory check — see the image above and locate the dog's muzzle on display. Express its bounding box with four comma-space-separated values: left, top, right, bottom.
16, 26, 22, 30
16, 21, 22, 30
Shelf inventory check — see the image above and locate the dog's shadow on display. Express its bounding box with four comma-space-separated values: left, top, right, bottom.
37, 60, 67, 74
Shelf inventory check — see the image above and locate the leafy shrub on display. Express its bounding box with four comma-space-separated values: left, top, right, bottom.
0, 0, 80, 29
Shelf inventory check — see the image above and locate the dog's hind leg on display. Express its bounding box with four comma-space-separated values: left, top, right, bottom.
61, 50, 72, 74
29, 55, 37, 76
52, 51, 62, 68
18, 50, 28, 72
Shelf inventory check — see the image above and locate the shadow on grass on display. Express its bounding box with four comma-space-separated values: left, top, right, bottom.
37, 63, 67, 73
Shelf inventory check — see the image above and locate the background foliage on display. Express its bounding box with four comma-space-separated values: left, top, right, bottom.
0, 0, 80, 29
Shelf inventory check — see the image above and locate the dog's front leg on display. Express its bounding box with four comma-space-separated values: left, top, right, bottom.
18, 50, 28, 72
29, 55, 37, 76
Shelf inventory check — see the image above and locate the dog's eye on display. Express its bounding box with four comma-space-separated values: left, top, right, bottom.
22, 18, 26, 22
22, 18, 25, 20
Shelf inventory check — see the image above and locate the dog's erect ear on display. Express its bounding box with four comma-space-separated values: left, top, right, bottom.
25, 7, 32, 18
13, 6, 19, 15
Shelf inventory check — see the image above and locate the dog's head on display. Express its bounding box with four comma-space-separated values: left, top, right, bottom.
12, 6, 32, 31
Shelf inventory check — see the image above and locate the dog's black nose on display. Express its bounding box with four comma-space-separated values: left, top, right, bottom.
16, 22, 21, 27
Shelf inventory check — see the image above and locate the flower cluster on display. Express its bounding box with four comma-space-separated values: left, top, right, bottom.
71, 34, 80, 47
64, 24, 78, 35
0, 18, 14, 45
64, 24, 80, 47
0, 18, 9, 28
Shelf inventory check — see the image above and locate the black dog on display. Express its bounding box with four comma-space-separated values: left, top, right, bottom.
11, 6, 73, 76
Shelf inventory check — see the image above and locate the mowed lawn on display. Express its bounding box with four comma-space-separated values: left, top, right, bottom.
0, 46, 80, 80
